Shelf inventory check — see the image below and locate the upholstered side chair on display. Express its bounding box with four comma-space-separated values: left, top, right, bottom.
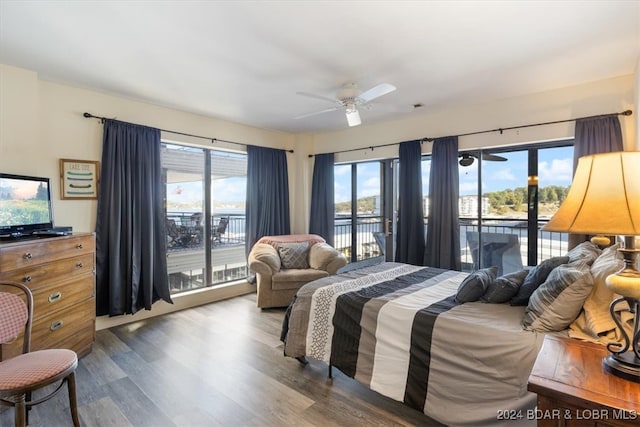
248, 234, 347, 308
0, 281, 80, 427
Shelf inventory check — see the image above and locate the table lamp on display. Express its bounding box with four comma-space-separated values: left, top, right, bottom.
542, 151, 640, 382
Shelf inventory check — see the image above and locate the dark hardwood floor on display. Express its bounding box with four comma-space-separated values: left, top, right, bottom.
1, 293, 438, 427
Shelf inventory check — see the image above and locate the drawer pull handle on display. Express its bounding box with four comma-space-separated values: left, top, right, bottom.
23, 252, 32, 259
23, 275, 32, 282
76, 262, 84, 268
76, 244, 84, 249
48, 292, 62, 303
50, 320, 63, 331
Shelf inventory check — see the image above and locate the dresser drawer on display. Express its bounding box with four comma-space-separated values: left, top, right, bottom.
29, 297, 95, 352
0, 252, 94, 290
0, 234, 94, 271
30, 276, 95, 321
0, 315, 95, 360
49, 319, 95, 358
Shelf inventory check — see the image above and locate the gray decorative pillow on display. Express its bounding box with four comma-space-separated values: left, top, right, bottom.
277, 242, 310, 269
511, 256, 569, 306
455, 267, 498, 303
566, 241, 601, 266
523, 261, 594, 332
482, 269, 529, 304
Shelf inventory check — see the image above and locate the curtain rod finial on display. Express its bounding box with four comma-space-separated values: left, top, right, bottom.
622, 110, 633, 116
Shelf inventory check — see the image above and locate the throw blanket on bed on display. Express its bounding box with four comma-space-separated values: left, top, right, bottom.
283, 262, 545, 427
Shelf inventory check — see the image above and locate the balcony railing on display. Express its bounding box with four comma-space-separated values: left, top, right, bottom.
332, 215, 568, 270
458, 217, 568, 273
166, 212, 245, 250
166, 212, 247, 294
163, 212, 569, 294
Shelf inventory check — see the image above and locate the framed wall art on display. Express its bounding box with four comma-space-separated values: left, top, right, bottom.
60, 159, 100, 200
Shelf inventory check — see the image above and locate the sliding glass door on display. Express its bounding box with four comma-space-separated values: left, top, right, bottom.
459, 142, 573, 273
334, 161, 391, 263
162, 143, 248, 294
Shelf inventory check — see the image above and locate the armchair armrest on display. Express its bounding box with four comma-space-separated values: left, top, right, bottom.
248, 243, 281, 276
309, 242, 347, 274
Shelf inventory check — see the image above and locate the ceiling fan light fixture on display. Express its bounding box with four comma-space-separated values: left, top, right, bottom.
296, 82, 398, 127
459, 154, 474, 167
346, 108, 361, 127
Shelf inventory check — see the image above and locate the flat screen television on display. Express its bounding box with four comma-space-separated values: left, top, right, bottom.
0, 173, 54, 237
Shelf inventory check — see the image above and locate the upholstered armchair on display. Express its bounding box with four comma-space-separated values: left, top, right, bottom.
248, 234, 347, 308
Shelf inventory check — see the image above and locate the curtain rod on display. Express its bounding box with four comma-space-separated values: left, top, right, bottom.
308, 109, 633, 158
83, 112, 295, 153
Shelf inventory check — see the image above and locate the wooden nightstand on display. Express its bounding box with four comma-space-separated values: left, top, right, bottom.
528, 335, 640, 426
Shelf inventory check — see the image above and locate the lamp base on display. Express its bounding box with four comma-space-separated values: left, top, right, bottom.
603, 353, 640, 383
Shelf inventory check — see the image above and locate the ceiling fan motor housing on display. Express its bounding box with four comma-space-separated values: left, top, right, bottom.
337, 83, 360, 102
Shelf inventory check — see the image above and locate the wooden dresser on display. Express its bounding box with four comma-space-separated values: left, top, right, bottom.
528, 335, 640, 427
0, 233, 96, 360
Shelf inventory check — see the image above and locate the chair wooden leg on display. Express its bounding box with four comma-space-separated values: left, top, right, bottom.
67, 373, 80, 427
24, 391, 31, 426
14, 394, 26, 427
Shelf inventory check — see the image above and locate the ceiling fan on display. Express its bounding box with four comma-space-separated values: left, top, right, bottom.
459, 151, 508, 167
295, 82, 409, 127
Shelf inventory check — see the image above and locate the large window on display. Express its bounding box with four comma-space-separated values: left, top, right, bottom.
333, 142, 571, 270
162, 143, 248, 294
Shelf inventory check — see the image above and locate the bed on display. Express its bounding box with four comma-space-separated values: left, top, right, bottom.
280, 258, 601, 427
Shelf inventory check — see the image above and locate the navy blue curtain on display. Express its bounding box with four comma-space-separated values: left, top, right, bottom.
309, 153, 335, 246
424, 136, 461, 270
573, 114, 623, 169
95, 119, 172, 316
569, 114, 624, 248
395, 140, 425, 265
245, 145, 291, 256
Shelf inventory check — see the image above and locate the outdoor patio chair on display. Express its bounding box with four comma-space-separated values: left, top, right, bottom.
466, 231, 524, 276
212, 217, 229, 245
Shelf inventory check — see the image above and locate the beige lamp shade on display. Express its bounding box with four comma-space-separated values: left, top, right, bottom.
542, 151, 640, 235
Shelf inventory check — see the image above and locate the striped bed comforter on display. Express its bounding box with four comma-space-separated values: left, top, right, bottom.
282, 262, 545, 427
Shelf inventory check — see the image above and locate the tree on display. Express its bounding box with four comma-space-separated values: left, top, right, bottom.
35, 183, 48, 200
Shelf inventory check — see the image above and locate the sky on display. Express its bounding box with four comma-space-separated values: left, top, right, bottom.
164, 145, 574, 206
334, 145, 573, 202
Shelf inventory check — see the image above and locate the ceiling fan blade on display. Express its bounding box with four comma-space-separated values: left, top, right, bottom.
367, 102, 414, 113
296, 91, 340, 104
460, 151, 507, 162
346, 109, 361, 127
294, 106, 342, 120
357, 83, 396, 103
482, 153, 508, 162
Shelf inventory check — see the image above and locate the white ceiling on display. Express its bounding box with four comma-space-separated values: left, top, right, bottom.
1, 1, 639, 134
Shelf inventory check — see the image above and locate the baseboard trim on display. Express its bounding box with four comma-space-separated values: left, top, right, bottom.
95, 281, 256, 330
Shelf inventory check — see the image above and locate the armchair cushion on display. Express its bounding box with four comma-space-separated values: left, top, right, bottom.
250, 243, 281, 273
310, 242, 343, 271
277, 242, 310, 269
